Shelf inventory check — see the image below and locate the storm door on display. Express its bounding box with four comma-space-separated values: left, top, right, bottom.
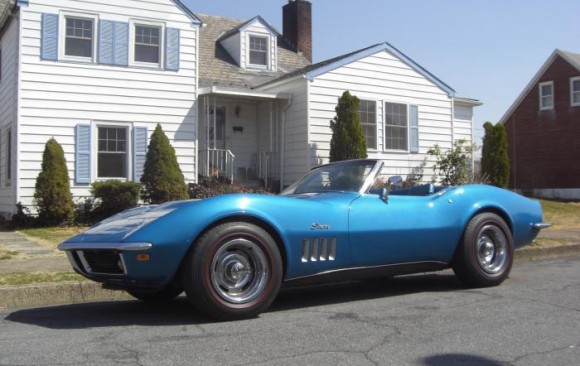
208, 106, 226, 150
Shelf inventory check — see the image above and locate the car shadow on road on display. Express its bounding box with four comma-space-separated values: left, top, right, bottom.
6, 272, 463, 329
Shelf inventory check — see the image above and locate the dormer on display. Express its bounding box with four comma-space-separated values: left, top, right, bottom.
219, 16, 278, 72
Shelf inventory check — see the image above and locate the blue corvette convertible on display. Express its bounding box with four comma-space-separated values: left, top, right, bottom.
59, 159, 549, 319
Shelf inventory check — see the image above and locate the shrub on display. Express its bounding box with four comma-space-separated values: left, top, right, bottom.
34, 138, 74, 226
190, 176, 267, 199
9, 202, 35, 229
427, 139, 477, 186
482, 122, 510, 188
329, 91, 367, 162
140, 124, 189, 203
91, 180, 141, 221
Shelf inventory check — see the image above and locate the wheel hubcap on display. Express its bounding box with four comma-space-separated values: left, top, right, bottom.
211, 238, 269, 304
476, 225, 508, 274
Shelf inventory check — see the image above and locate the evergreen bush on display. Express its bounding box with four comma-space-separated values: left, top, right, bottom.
482, 122, 510, 188
140, 124, 189, 203
34, 138, 74, 226
91, 180, 141, 221
329, 91, 367, 162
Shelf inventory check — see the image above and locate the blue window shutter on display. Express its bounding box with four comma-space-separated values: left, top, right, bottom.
99, 21, 128, 66
114, 22, 129, 66
41, 13, 59, 61
409, 105, 419, 153
75, 124, 91, 184
133, 127, 148, 182
165, 28, 180, 71
98, 20, 114, 64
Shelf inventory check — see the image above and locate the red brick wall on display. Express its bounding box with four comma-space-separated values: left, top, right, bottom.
504, 55, 580, 190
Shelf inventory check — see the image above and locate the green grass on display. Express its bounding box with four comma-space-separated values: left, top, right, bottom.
18, 227, 87, 250
540, 200, 580, 229
0, 272, 85, 286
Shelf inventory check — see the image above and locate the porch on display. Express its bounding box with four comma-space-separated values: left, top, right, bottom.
198, 88, 290, 192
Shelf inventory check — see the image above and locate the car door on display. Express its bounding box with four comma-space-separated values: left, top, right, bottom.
348, 192, 459, 267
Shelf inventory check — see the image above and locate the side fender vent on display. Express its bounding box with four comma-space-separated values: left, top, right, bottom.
301, 238, 336, 262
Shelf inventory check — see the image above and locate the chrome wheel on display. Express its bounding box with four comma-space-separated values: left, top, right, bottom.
210, 238, 269, 304
476, 225, 509, 274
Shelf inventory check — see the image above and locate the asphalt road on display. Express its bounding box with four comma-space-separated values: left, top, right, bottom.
1, 258, 579, 366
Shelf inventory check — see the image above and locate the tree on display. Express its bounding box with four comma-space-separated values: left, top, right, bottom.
329, 91, 367, 162
427, 139, 476, 186
140, 124, 189, 203
481, 122, 510, 188
34, 138, 74, 225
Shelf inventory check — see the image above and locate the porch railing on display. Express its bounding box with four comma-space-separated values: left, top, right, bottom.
258, 152, 270, 188
199, 149, 235, 182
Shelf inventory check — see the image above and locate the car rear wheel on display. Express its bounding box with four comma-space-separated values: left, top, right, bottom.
452, 213, 514, 287
127, 284, 183, 304
183, 222, 282, 320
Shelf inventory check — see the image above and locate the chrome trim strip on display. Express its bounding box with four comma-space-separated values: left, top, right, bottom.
287, 260, 449, 282
58, 242, 153, 251
532, 222, 551, 229
359, 160, 384, 194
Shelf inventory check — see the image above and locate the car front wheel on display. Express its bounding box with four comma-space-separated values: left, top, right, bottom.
453, 213, 514, 287
183, 222, 282, 319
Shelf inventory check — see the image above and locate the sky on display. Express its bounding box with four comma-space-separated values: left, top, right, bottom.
183, 0, 580, 143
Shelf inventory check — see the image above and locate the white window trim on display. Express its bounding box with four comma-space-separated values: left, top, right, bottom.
246, 33, 271, 70
571, 76, 580, 107
129, 19, 165, 69
59, 11, 98, 63
382, 100, 410, 153
358, 98, 379, 151
539, 81, 554, 111
92, 121, 133, 181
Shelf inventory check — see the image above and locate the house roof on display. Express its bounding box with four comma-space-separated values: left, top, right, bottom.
256, 42, 456, 97
499, 49, 580, 124
217, 16, 279, 42
197, 14, 310, 90
172, 0, 202, 25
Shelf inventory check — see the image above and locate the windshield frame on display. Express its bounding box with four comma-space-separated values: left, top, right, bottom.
280, 159, 383, 196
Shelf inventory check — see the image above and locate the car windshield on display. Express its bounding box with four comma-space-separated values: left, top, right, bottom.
281, 160, 378, 195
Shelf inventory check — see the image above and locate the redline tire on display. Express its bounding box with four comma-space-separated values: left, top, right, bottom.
453, 213, 514, 288
183, 222, 282, 320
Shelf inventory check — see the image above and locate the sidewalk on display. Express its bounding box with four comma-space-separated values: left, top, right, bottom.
1, 228, 580, 310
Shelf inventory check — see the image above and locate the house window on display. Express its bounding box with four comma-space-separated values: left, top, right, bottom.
539, 81, 554, 110
359, 100, 377, 150
134, 25, 161, 64
249, 36, 268, 66
384, 102, 408, 151
65, 16, 94, 58
571, 77, 580, 107
98, 127, 127, 178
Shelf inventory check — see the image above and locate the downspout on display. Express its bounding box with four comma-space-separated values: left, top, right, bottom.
14, 3, 22, 214
450, 96, 455, 147
280, 96, 293, 192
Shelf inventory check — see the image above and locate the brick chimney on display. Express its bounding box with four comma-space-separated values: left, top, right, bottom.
283, 0, 312, 62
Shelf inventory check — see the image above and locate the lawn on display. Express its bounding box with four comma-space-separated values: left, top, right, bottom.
18, 226, 87, 250
539, 200, 580, 229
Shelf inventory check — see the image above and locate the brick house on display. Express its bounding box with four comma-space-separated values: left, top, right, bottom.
500, 49, 580, 199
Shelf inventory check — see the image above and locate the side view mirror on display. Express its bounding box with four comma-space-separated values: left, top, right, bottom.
380, 188, 389, 202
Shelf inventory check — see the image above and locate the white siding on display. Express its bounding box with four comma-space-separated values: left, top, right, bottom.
15, 0, 199, 211
220, 33, 241, 66
453, 104, 474, 142
0, 19, 19, 214
260, 78, 309, 187
308, 50, 454, 179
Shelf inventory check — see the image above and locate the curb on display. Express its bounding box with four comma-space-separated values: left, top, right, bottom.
1, 244, 579, 311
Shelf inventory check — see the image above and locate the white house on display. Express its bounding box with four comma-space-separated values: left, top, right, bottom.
0, 0, 200, 215
0, 0, 480, 216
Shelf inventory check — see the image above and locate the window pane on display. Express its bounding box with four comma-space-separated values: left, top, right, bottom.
249, 36, 267, 65
65, 18, 93, 57
359, 100, 377, 149
384, 102, 408, 150
135, 25, 160, 63
541, 84, 552, 96
98, 127, 127, 178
